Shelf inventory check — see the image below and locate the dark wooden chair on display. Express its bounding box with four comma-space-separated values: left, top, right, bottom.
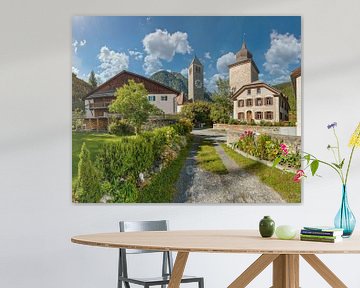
118, 220, 204, 288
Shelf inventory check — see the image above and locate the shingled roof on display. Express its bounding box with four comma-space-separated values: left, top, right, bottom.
84, 70, 181, 100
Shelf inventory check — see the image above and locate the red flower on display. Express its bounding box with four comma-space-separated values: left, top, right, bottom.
293, 170, 305, 183
280, 143, 289, 156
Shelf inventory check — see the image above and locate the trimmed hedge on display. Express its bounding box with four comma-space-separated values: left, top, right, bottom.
73, 121, 191, 203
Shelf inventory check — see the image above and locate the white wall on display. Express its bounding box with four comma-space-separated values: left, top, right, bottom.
1, 1, 360, 287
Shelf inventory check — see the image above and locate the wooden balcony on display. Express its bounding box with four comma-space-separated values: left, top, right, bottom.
89, 102, 111, 109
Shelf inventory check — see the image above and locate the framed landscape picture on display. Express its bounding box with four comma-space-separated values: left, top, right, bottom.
72, 16, 302, 204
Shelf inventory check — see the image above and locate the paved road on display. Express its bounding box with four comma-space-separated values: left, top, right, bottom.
174, 128, 284, 203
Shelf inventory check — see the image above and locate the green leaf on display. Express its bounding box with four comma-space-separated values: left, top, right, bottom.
273, 157, 282, 167
310, 160, 319, 176
339, 159, 345, 169
332, 162, 341, 169
304, 154, 311, 164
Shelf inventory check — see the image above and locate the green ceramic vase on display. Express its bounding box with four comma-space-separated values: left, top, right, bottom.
259, 216, 275, 238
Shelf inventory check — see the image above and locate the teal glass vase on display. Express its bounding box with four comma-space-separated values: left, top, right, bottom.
334, 185, 356, 237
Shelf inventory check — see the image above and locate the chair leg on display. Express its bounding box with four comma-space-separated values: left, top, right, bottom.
199, 278, 204, 288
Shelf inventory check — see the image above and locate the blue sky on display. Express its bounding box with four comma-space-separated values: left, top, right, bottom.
72, 16, 301, 91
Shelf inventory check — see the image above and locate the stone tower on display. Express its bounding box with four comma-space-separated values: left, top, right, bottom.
188, 56, 204, 102
229, 40, 259, 93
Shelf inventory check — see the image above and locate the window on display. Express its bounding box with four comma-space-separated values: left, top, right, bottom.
265, 111, 273, 120
148, 95, 156, 101
256, 88, 261, 94
247, 89, 251, 95
195, 66, 201, 73
280, 112, 283, 120
265, 97, 273, 105
255, 98, 263, 106
246, 99, 253, 107
238, 112, 245, 120
161, 95, 168, 101
238, 100, 244, 107
255, 112, 263, 120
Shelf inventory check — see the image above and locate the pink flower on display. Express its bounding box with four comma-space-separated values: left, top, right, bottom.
280, 143, 289, 156
293, 170, 305, 183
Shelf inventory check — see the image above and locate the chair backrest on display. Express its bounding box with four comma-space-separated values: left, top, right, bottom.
119, 220, 169, 254
118, 220, 173, 283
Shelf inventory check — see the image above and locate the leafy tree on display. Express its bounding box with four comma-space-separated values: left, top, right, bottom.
88, 70, 98, 89
74, 143, 101, 203
109, 80, 161, 134
210, 78, 233, 123
180, 101, 212, 126
72, 108, 85, 131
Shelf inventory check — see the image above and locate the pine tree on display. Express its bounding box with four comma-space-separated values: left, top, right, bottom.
88, 70, 98, 89
74, 143, 101, 202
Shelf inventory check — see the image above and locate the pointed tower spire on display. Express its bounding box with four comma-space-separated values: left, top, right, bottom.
236, 34, 252, 62
191, 54, 202, 65
242, 32, 247, 49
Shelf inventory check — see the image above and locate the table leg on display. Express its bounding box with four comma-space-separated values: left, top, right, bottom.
272, 254, 299, 288
301, 254, 347, 288
168, 252, 189, 288
228, 254, 279, 288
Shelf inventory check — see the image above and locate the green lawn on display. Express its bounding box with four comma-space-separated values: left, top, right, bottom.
196, 140, 228, 175
222, 144, 301, 203
72, 132, 122, 179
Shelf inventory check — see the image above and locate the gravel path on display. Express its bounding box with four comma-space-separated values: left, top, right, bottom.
174, 128, 284, 203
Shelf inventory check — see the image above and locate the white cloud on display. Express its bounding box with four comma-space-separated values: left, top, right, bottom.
142, 29, 192, 75
72, 66, 79, 75
143, 54, 162, 75
263, 31, 301, 83
180, 68, 188, 77
129, 50, 143, 60
72, 39, 87, 53
97, 46, 129, 82
216, 52, 236, 74
204, 73, 224, 92
204, 52, 211, 59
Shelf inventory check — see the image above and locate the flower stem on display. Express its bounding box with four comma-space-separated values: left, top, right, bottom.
345, 145, 356, 185
304, 152, 344, 183
333, 128, 345, 181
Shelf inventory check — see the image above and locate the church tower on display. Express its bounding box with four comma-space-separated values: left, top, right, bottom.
188, 56, 204, 102
229, 40, 259, 93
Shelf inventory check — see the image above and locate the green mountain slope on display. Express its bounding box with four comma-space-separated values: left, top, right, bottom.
273, 82, 296, 111
150, 70, 188, 93
72, 73, 93, 111
273, 81, 297, 122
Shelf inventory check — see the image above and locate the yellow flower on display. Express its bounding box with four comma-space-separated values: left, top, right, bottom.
349, 123, 360, 147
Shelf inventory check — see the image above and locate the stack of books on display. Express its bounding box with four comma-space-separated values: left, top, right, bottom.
300, 226, 344, 243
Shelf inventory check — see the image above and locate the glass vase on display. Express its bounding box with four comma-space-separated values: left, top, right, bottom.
334, 185, 356, 237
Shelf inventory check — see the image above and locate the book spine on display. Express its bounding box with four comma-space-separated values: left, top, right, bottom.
301, 230, 336, 236
300, 237, 337, 243
300, 233, 337, 240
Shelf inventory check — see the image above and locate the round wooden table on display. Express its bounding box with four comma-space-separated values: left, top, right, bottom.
72, 230, 360, 288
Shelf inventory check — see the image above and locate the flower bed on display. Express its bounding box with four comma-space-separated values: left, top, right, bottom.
232, 130, 301, 169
